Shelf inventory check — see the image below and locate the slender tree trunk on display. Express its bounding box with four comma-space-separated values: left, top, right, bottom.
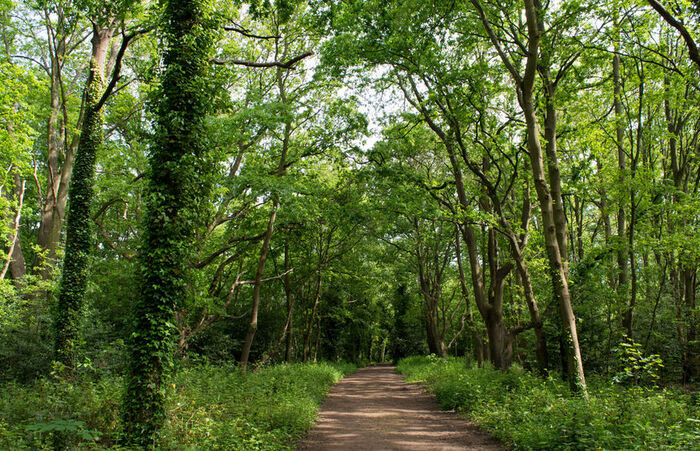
543, 91, 569, 270
241, 56, 292, 368
36, 7, 76, 278
414, 220, 448, 358
240, 202, 278, 371
614, 52, 631, 335
683, 269, 697, 380
520, 0, 587, 394
509, 241, 548, 375
454, 226, 485, 367
313, 315, 321, 362
283, 239, 294, 362
303, 265, 323, 362
2, 167, 27, 282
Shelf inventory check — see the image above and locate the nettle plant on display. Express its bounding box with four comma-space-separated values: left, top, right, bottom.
612, 339, 664, 387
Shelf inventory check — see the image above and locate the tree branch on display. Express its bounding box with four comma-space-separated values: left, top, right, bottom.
646, 0, 700, 72
224, 24, 279, 40
210, 51, 313, 69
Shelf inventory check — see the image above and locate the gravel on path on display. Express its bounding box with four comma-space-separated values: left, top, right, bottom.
297, 364, 503, 451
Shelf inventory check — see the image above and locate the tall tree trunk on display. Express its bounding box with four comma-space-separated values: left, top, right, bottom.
683, 269, 697, 381
521, 0, 587, 393
122, 0, 213, 445
471, 0, 585, 388
543, 88, 569, 270
54, 23, 114, 370
303, 265, 323, 362
613, 53, 629, 316
414, 219, 448, 358
241, 56, 291, 369
36, 7, 75, 278
623, 73, 644, 338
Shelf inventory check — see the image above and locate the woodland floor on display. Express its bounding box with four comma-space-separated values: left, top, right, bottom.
297, 364, 503, 450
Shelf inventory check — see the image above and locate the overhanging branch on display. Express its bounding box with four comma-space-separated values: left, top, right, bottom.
211, 51, 313, 70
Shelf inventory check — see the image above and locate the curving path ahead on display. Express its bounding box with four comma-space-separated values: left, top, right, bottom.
297, 364, 502, 450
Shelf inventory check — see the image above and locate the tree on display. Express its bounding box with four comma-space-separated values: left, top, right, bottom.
121, 0, 214, 444
646, 0, 700, 72
471, 0, 587, 393
54, 0, 142, 371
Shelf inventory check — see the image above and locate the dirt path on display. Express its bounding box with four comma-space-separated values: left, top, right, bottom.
297, 364, 502, 450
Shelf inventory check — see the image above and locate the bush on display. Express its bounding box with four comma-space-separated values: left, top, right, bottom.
0, 374, 122, 449
0, 361, 355, 449
160, 362, 355, 450
397, 356, 698, 450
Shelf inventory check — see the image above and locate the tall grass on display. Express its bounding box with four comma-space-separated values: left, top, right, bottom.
397, 356, 698, 450
0, 362, 355, 449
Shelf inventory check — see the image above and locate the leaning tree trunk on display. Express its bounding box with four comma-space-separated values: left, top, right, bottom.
508, 239, 549, 376
520, 0, 587, 394
454, 228, 485, 367
54, 24, 114, 371
240, 202, 278, 371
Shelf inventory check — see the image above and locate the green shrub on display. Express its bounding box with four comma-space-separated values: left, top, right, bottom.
398, 356, 698, 450
0, 361, 354, 449
159, 362, 354, 450
612, 339, 664, 387
0, 374, 122, 449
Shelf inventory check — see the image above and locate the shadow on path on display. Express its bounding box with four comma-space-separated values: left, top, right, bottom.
297, 364, 502, 450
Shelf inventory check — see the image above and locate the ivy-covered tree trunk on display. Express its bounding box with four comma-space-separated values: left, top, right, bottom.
122, 0, 213, 445
54, 24, 114, 369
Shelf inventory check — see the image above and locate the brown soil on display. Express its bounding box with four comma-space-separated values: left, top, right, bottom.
297, 364, 503, 450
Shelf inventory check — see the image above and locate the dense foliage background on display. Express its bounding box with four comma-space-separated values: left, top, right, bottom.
0, 0, 698, 447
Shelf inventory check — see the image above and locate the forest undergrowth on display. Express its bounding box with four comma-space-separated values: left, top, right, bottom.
0, 362, 354, 449
397, 356, 699, 450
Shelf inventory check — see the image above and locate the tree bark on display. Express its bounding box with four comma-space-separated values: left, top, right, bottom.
36, 7, 75, 278
613, 52, 631, 336
303, 261, 323, 362
543, 88, 569, 270
122, 0, 214, 444
239, 202, 278, 371
521, 0, 587, 393
54, 23, 114, 370
454, 226, 485, 367
283, 239, 294, 362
